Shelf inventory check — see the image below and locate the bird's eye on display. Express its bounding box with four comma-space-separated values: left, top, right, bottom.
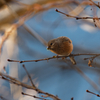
50, 43, 53, 45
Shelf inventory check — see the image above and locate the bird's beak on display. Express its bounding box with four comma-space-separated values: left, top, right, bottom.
47, 47, 50, 50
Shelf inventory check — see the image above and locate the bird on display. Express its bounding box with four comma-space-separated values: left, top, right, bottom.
47, 36, 76, 65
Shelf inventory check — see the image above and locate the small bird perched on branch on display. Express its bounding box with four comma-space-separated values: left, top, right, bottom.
47, 36, 76, 65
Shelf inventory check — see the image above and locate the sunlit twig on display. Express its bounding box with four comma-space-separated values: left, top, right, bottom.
89, 0, 100, 9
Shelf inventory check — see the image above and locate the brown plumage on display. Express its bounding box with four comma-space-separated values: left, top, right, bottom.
47, 36, 76, 65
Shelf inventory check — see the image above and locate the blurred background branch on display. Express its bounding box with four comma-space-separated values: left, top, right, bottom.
0, 0, 100, 100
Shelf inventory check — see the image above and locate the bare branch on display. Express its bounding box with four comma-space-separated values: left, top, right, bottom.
22, 92, 48, 100
89, 0, 100, 9
7, 53, 100, 63
73, 66, 99, 91
86, 90, 100, 97
84, 54, 100, 67
55, 9, 100, 20
23, 24, 47, 46
0, 24, 17, 54
63, 58, 99, 91
22, 64, 36, 88
93, 17, 100, 28
0, 72, 61, 100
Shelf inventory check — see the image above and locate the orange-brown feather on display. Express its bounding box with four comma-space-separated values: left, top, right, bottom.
50, 41, 73, 56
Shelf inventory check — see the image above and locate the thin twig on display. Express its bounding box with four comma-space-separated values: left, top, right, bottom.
23, 24, 47, 46
7, 53, 100, 63
89, 0, 100, 9
84, 54, 100, 60
0, 72, 60, 100
63, 59, 99, 92
73, 66, 99, 91
22, 92, 48, 100
55, 9, 100, 20
22, 64, 36, 88
84, 54, 100, 67
86, 90, 100, 97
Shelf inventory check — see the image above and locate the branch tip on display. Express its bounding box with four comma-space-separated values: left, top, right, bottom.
55, 9, 58, 12
96, 94, 100, 97
21, 92, 24, 95
7, 59, 11, 61
86, 90, 89, 92
71, 97, 74, 100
